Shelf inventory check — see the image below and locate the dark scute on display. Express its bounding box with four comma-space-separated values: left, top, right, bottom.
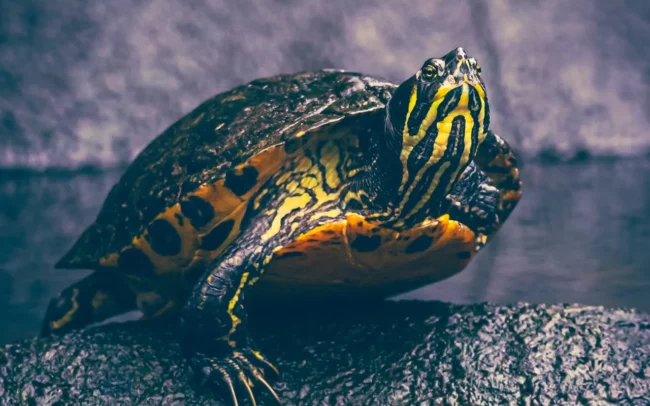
284, 138, 302, 154
200, 219, 235, 250
351, 235, 381, 252
405, 235, 434, 253
276, 251, 306, 259
457, 251, 472, 259
224, 166, 259, 196
118, 248, 156, 277
147, 219, 182, 256
180, 196, 215, 228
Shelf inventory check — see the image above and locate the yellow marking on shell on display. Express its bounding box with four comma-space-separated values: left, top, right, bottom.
320, 142, 342, 189
130, 204, 199, 274
274, 171, 292, 187
306, 162, 339, 205
261, 193, 312, 242
49, 288, 80, 330
285, 180, 301, 194
98, 120, 357, 281
252, 213, 477, 301
109, 144, 288, 278
215, 123, 225, 131
295, 156, 313, 172
300, 175, 319, 189
343, 190, 369, 208
222, 93, 246, 102
310, 208, 342, 221
99, 253, 119, 267
253, 188, 268, 210
227, 271, 250, 346
188, 205, 247, 270
193, 182, 243, 227
190, 112, 205, 127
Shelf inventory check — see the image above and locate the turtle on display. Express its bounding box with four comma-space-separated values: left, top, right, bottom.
42, 47, 522, 405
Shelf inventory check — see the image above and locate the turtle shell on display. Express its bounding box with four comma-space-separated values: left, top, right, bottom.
56, 70, 397, 279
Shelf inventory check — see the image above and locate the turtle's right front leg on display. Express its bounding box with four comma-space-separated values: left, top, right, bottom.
180, 245, 280, 406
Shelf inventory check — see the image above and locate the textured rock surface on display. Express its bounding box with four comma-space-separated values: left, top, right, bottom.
1, 301, 649, 405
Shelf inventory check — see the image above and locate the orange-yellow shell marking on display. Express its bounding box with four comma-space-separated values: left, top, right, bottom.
100, 145, 289, 276
249, 213, 476, 300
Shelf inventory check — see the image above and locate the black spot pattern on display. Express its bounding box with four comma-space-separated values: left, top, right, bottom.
350, 235, 381, 252
147, 219, 182, 256
224, 166, 259, 196
405, 235, 434, 253
174, 213, 185, 227
180, 196, 215, 228
200, 219, 235, 250
118, 248, 156, 277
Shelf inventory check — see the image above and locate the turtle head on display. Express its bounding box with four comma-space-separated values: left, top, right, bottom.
384, 47, 490, 223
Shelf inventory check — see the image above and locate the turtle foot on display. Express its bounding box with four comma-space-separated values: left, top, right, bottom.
189, 348, 281, 406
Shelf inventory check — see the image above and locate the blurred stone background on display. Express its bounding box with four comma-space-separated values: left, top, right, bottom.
1, 0, 649, 344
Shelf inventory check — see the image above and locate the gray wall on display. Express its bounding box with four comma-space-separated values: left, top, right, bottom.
1, 0, 649, 170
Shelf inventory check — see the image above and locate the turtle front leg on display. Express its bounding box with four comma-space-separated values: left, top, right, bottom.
180, 247, 280, 406
444, 130, 523, 249
474, 130, 523, 226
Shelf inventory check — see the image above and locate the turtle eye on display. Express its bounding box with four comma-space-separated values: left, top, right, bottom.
421, 65, 437, 81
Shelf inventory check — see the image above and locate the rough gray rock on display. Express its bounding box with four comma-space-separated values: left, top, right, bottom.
1, 301, 649, 405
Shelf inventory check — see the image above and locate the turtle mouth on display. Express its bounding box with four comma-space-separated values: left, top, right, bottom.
445, 70, 480, 87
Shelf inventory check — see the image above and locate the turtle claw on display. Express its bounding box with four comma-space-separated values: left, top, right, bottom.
191, 349, 281, 405
251, 349, 280, 378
